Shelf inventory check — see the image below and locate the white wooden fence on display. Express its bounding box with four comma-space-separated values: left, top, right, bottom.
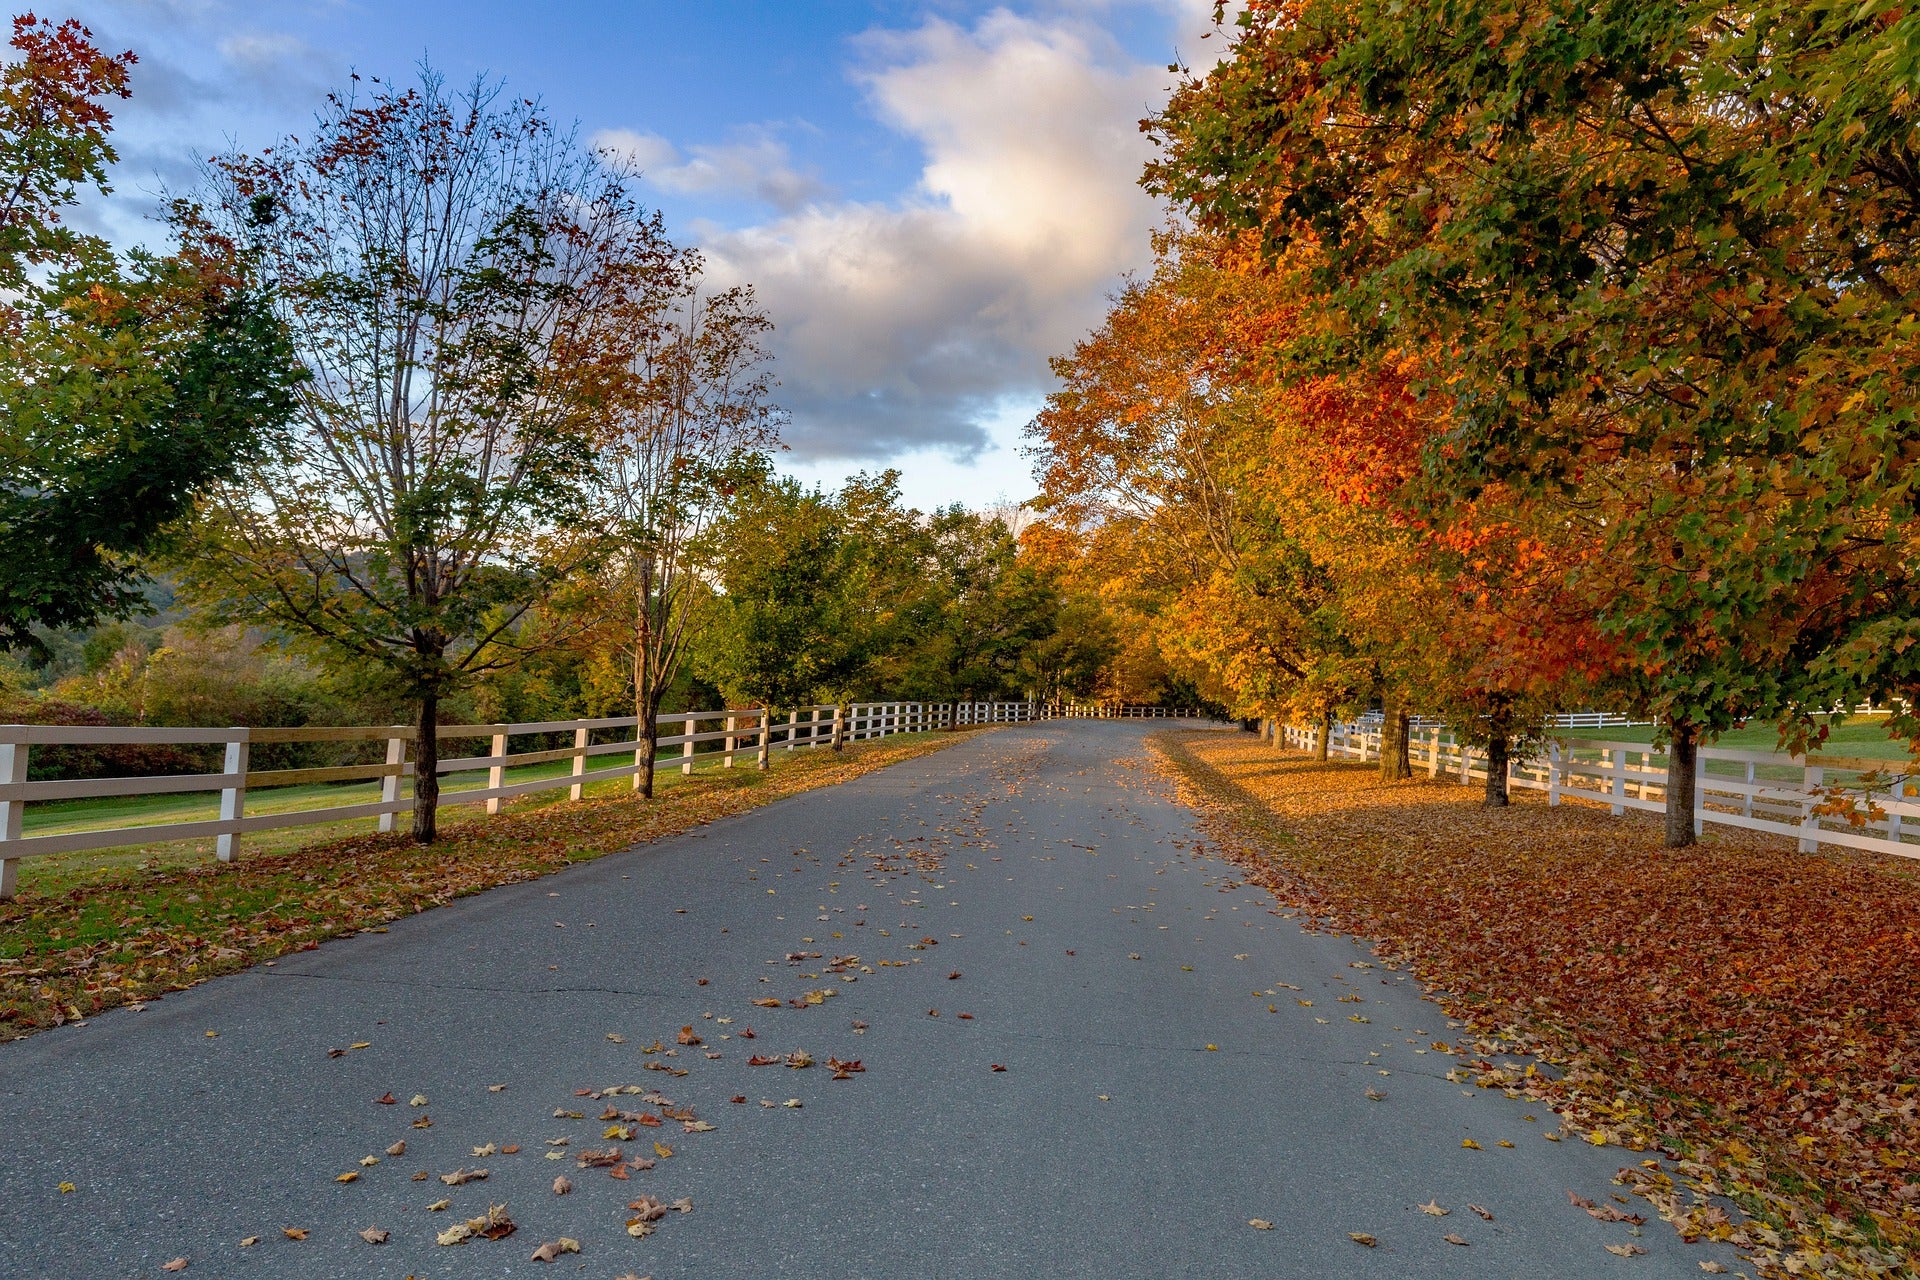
0, 700, 1040, 897
1050, 703, 1204, 719
1274, 721, 1918, 860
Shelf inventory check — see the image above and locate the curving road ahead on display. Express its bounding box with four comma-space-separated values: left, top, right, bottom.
0, 720, 1742, 1279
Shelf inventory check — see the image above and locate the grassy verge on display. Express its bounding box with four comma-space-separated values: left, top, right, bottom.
0, 730, 977, 1042
1151, 729, 1920, 1280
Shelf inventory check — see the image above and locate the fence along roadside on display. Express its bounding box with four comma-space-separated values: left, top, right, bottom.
0, 701, 1042, 898
1271, 720, 1918, 861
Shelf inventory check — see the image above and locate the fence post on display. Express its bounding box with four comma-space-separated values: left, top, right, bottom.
1610, 749, 1627, 816
682, 716, 697, 775
1693, 749, 1705, 837
1743, 761, 1755, 817
1457, 739, 1471, 785
1799, 764, 1824, 853
378, 732, 406, 833
1547, 743, 1562, 807
216, 731, 250, 863
831, 704, 847, 753
1427, 727, 1441, 779
569, 724, 590, 800
756, 709, 770, 770
0, 736, 28, 899
724, 713, 738, 768
786, 708, 800, 751
487, 731, 509, 814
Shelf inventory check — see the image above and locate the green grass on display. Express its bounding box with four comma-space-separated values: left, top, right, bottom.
1572, 714, 1910, 762
10, 740, 861, 898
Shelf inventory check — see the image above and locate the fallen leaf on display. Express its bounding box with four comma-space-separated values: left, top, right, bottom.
488, 1084, 507, 1092
1443, 1233, 1469, 1246
1419, 1200, 1449, 1216
162, 1259, 188, 1272
472, 1143, 498, 1157
359, 1227, 388, 1244
374, 1092, 396, 1105
1604, 1244, 1648, 1257
56, 1182, 74, 1193
652, 1142, 673, 1159
1349, 1233, 1377, 1247
1566, 1191, 1597, 1209
335, 1171, 359, 1183
501, 1144, 520, 1154
1460, 1138, 1482, 1150
358, 1155, 380, 1167
409, 1094, 428, 1107
1468, 1204, 1494, 1221
471, 1203, 515, 1240
439, 1168, 488, 1186
675, 1026, 701, 1046
426, 1199, 450, 1211
282, 1227, 308, 1240
239, 1237, 259, 1247
1365, 1087, 1387, 1101
606, 1033, 626, 1043
350, 1041, 371, 1050
436, 1223, 472, 1246
1249, 1219, 1274, 1230
530, 1237, 581, 1262
1699, 1264, 1728, 1274
990, 1063, 1008, 1072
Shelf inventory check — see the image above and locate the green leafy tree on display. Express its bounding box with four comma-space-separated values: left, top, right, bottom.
0, 17, 302, 652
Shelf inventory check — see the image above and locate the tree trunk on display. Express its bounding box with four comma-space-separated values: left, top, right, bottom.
638, 710, 658, 800
1395, 709, 1412, 778
1379, 699, 1411, 781
1316, 709, 1332, 763
1665, 720, 1698, 848
412, 689, 439, 844
1484, 733, 1510, 807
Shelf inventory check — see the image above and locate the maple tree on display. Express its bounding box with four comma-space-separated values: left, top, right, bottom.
1145, 0, 1920, 841
0, 16, 302, 653
582, 255, 783, 797
178, 71, 664, 840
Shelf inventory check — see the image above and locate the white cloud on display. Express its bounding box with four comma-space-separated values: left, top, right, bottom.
595, 126, 827, 212
678, 9, 1178, 462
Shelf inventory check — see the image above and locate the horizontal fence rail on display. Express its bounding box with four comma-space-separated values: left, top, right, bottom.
1047, 703, 1205, 719
1271, 720, 1918, 861
0, 700, 1044, 896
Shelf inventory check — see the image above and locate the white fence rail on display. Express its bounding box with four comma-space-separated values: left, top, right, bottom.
1049, 703, 1204, 719
0, 700, 1041, 896
1276, 720, 1918, 861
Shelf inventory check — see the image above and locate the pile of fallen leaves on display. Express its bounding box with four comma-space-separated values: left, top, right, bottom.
1153, 731, 1920, 1280
0, 732, 976, 1041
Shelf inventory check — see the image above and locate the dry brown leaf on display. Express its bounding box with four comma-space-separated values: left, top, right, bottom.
530, 1237, 580, 1262
162, 1260, 188, 1272
1249, 1218, 1274, 1230
1348, 1232, 1377, 1247
1443, 1233, 1469, 1246
1699, 1264, 1728, 1274
281, 1227, 308, 1241
551, 1175, 571, 1195
1604, 1244, 1648, 1257
358, 1227, 388, 1245
238, 1237, 259, 1247
1467, 1204, 1493, 1221
1418, 1200, 1448, 1216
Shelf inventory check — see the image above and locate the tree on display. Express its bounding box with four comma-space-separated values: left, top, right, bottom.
0, 17, 302, 652
1148, 0, 1920, 842
587, 263, 782, 797
180, 71, 657, 841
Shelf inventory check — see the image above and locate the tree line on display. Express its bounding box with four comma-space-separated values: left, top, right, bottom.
0, 18, 1125, 840
1025, 0, 1919, 845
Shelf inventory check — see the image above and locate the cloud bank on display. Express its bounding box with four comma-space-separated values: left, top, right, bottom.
597, 8, 1189, 463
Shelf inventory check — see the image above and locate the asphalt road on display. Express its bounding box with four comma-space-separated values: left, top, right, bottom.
0, 720, 1746, 1279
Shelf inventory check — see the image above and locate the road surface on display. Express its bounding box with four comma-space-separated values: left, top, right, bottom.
0, 720, 1742, 1278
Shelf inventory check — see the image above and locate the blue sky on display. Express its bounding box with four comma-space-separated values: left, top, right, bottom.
66, 1, 1218, 511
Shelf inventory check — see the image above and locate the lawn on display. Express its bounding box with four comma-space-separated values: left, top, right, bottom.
1154, 728, 1920, 1280
0, 729, 976, 1037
